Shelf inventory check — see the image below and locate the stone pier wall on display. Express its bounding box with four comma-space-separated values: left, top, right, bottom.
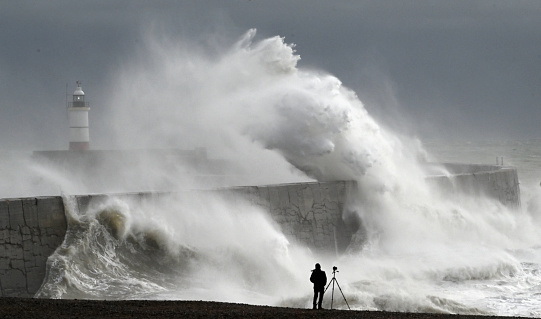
222, 181, 356, 252
0, 164, 522, 298
427, 164, 521, 208
0, 181, 354, 297
0, 197, 67, 297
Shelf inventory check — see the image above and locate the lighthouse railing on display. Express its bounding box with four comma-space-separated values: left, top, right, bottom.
68, 101, 90, 108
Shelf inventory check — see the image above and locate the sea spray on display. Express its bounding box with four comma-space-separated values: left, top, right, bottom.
37, 30, 541, 315
36, 195, 174, 299
37, 192, 314, 304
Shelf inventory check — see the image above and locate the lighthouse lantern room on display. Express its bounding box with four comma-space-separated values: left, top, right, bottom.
68, 81, 90, 151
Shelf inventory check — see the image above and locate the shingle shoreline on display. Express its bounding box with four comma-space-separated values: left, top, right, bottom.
0, 298, 523, 319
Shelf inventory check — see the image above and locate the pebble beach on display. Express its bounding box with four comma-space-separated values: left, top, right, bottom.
0, 298, 524, 319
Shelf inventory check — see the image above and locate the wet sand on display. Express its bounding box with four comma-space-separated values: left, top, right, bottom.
0, 298, 524, 319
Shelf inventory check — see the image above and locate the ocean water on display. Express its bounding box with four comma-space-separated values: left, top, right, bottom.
424, 139, 541, 316
32, 30, 541, 317
35, 139, 541, 317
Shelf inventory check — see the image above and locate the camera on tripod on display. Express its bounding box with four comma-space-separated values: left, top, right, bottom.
324, 265, 350, 310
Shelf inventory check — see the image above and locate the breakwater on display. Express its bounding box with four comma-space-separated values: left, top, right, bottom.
0, 181, 355, 297
0, 164, 521, 297
427, 163, 521, 208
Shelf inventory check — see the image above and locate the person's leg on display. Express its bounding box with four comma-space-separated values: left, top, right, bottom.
318, 288, 324, 309
313, 288, 318, 309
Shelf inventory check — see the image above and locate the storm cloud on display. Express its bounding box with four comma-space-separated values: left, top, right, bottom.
1, 0, 540, 150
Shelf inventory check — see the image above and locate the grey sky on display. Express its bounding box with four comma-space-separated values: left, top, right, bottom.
1, 0, 540, 150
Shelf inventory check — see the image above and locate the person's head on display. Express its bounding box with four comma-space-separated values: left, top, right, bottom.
315, 263, 321, 270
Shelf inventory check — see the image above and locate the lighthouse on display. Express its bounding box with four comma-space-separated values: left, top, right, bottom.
68, 81, 90, 151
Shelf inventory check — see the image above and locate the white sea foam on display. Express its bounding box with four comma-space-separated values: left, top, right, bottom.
35, 30, 541, 316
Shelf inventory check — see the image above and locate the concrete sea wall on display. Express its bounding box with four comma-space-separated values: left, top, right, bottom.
0, 164, 522, 297
0, 181, 354, 297
72, 181, 356, 254
0, 197, 66, 297
427, 164, 521, 208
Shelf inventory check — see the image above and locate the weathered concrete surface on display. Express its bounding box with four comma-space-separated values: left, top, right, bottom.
0, 197, 66, 297
0, 181, 354, 297
0, 164, 522, 298
223, 181, 356, 252
427, 164, 521, 208
70, 181, 355, 253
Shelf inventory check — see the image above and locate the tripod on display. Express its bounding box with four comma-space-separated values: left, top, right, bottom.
324, 267, 351, 310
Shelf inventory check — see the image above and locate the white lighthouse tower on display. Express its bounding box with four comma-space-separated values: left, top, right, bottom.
68, 81, 90, 151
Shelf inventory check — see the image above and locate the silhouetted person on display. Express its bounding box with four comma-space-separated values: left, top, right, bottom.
310, 263, 327, 309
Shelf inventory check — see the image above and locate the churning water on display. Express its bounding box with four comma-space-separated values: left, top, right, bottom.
34, 30, 541, 317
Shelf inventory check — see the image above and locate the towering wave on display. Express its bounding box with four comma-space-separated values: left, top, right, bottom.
37, 30, 541, 315
37, 193, 309, 304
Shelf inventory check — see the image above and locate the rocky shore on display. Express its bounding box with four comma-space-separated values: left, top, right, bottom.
0, 298, 524, 319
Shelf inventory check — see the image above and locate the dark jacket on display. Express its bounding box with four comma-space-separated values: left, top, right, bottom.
310, 269, 327, 289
